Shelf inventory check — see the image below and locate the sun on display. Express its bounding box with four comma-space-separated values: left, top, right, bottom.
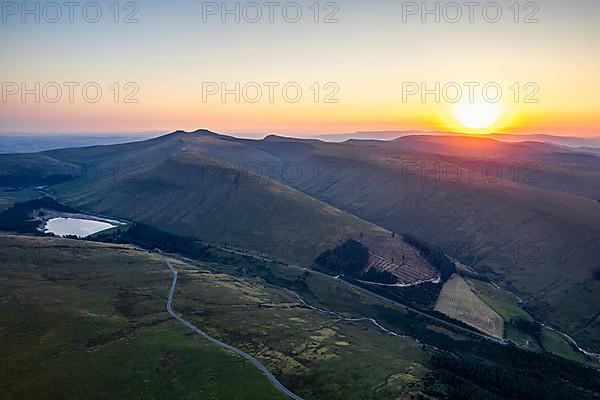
453, 100, 502, 130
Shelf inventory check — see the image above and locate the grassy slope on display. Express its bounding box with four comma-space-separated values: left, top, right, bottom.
469, 279, 541, 348
2, 132, 598, 351
0, 235, 288, 400
60, 154, 387, 266
370, 135, 600, 200
208, 247, 600, 399
0, 234, 432, 399
2, 234, 599, 399
434, 275, 504, 338
245, 136, 600, 352
0, 189, 40, 212
468, 280, 533, 322
469, 279, 586, 362
540, 328, 587, 364
3, 132, 390, 266
172, 264, 431, 400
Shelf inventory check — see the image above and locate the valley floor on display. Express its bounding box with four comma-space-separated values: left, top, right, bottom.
0, 234, 432, 400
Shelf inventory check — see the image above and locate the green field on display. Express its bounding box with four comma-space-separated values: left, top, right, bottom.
469, 278, 547, 350
468, 278, 591, 362
434, 275, 504, 338
540, 327, 587, 364
469, 279, 532, 322
0, 234, 433, 399
3, 131, 599, 353
173, 265, 431, 400
2, 233, 600, 400
0, 235, 289, 400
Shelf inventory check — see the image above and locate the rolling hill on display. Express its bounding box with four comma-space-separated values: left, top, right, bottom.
0, 130, 390, 265
1, 130, 599, 352
240, 134, 600, 351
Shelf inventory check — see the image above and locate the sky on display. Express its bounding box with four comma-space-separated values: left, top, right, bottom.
1, 0, 599, 137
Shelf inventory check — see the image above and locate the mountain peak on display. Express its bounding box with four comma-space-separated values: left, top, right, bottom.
263, 134, 289, 141
172, 129, 218, 135
191, 129, 217, 135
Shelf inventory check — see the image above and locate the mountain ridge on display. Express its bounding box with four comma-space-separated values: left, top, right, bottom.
1, 130, 599, 350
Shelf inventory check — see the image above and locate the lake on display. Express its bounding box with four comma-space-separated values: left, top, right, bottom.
44, 217, 117, 238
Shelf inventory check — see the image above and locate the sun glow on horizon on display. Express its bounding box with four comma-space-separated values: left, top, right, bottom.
452, 100, 503, 131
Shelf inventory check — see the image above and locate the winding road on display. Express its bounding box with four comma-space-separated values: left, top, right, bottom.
162, 255, 305, 400
283, 288, 408, 339
305, 267, 509, 345
209, 244, 508, 345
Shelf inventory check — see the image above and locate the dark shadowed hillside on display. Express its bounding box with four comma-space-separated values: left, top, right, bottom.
241, 135, 600, 351
1, 130, 599, 352
0, 131, 389, 265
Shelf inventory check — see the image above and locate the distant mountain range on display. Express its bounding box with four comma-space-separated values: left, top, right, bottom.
310, 131, 600, 149
1, 129, 599, 352
0, 133, 162, 154
4, 131, 599, 153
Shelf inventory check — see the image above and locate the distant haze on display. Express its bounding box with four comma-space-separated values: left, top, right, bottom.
309, 131, 600, 148
3, 131, 600, 154
0, 134, 162, 154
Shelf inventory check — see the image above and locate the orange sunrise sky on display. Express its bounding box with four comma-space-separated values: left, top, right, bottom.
1, 0, 599, 137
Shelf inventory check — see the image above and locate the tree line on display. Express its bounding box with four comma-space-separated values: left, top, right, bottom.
314, 239, 399, 284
